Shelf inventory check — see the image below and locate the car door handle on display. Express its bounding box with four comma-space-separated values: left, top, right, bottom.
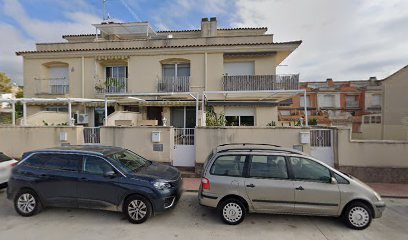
79, 177, 89, 182
295, 186, 304, 191
246, 184, 256, 188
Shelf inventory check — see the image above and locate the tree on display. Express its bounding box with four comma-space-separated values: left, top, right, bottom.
0, 72, 13, 93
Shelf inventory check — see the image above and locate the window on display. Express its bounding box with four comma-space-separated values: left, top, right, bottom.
289, 157, 331, 183
364, 116, 370, 124
334, 172, 349, 184
106, 66, 128, 79
346, 95, 359, 108
23, 153, 81, 172
280, 111, 291, 116
299, 96, 310, 107
225, 116, 255, 126
48, 66, 69, 94
45, 107, 68, 112
108, 150, 148, 173
210, 155, 246, 177
371, 95, 381, 107
83, 156, 114, 175
249, 155, 288, 179
363, 115, 381, 124
163, 64, 190, 78
0, 152, 12, 162
321, 95, 335, 107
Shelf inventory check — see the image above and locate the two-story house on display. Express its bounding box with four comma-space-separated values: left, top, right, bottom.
16, 17, 302, 128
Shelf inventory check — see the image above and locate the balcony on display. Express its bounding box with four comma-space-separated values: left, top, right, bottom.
222, 74, 299, 91
158, 76, 190, 92
95, 77, 128, 94
35, 77, 69, 95
346, 101, 360, 108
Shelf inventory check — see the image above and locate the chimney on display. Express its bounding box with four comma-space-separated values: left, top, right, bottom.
326, 78, 334, 87
369, 76, 377, 81
201, 17, 217, 37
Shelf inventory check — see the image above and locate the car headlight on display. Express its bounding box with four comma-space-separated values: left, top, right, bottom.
153, 180, 172, 190
374, 191, 382, 201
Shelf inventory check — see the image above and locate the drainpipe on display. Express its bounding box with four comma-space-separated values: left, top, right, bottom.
81, 56, 85, 98
304, 90, 308, 127
195, 93, 199, 127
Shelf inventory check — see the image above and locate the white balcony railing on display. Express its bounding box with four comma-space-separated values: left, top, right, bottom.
223, 74, 299, 91
95, 77, 128, 94
158, 76, 190, 92
35, 77, 69, 95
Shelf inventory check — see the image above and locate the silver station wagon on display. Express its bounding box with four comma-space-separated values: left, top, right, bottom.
198, 144, 385, 230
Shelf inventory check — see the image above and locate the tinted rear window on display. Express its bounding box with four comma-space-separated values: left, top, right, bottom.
23, 153, 81, 172
0, 153, 12, 162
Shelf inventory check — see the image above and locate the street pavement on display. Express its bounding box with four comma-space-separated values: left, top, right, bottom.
0, 189, 408, 240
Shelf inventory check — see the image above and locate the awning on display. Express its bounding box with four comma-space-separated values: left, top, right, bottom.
116, 100, 196, 107
207, 100, 292, 107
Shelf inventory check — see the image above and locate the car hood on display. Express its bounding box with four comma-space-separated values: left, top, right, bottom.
130, 161, 180, 181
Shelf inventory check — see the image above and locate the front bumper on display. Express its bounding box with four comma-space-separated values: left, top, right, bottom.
373, 201, 386, 218
152, 185, 183, 213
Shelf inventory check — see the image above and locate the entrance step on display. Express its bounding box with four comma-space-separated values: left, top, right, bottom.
175, 167, 198, 178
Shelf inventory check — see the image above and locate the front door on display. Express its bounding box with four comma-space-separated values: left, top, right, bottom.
244, 155, 294, 213
94, 107, 114, 127
171, 107, 196, 167
289, 156, 340, 216
77, 156, 127, 209
147, 107, 163, 125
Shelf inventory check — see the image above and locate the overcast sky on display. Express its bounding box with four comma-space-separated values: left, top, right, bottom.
0, 0, 407, 85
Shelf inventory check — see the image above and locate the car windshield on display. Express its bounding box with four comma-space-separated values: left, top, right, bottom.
0, 152, 12, 163
107, 150, 150, 172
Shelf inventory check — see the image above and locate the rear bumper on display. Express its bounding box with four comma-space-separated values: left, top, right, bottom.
198, 190, 219, 208
373, 201, 386, 218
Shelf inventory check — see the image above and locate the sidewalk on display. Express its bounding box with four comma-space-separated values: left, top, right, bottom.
183, 178, 408, 198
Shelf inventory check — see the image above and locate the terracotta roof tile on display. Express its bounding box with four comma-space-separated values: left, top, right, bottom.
16, 41, 302, 55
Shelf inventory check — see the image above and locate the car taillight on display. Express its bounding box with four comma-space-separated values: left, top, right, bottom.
201, 177, 210, 190
10, 162, 17, 167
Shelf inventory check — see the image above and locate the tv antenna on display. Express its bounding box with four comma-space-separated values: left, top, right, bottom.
102, 0, 111, 21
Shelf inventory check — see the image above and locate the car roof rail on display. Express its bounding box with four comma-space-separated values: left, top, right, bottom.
215, 143, 305, 155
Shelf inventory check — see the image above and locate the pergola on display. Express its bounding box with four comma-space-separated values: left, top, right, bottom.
104, 92, 200, 127
0, 98, 115, 126
202, 89, 309, 126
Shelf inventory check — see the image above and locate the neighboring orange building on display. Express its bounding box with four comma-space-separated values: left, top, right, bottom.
278, 78, 382, 132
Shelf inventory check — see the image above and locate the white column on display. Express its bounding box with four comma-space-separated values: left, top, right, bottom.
11, 101, 16, 126
104, 98, 108, 126
304, 90, 308, 127
22, 102, 27, 126
68, 101, 73, 126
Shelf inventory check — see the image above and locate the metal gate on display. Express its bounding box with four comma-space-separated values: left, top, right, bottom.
83, 127, 101, 144
173, 128, 195, 167
310, 129, 334, 167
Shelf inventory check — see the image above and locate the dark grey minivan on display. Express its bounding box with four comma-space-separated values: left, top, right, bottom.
7, 145, 182, 224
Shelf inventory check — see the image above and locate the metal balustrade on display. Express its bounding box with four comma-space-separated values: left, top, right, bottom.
158, 76, 190, 92
222, 74, 299, 91
174, 128, 195, 145
95, 77, 128, 94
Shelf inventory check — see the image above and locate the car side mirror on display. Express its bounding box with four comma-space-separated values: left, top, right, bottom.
330, 177, 338, 184
103, 170, 116, 178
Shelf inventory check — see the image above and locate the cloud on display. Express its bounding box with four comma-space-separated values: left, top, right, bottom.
0, 0, 101, 85
232, 0, 408, 81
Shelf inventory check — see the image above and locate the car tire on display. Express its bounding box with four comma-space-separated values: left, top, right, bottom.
343, 202, 372, 230
218, 198, 246, 225
124, 195, 152, 224
14, 189, 41, 217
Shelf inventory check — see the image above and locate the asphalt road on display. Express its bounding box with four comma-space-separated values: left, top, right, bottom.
1, 189, 407, 240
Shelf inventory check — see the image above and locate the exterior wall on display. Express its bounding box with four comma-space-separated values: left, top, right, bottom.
106, 111, 141, 126
100, 127, 174, 163
337, 128, 408, 183
0, 126, 84, 159
255, 106, 278, 126
22, 111, 69, 126
382, 66, 408, 140
195, 127, 311, 165
357, 124, 382, 140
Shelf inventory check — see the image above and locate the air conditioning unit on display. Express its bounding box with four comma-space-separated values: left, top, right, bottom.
76, 114, 89, 124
